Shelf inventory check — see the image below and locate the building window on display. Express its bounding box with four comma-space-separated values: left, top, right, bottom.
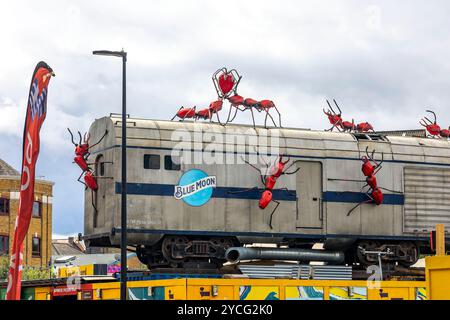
164, 155, 181, 171
32, 201, 42, 218
144, 154, 160, 169
0, 198, 9, 215
0, 235, 9, 255
32, 237, 41, 257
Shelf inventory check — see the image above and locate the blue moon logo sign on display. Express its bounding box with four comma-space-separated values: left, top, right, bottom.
174, 169, 216, 206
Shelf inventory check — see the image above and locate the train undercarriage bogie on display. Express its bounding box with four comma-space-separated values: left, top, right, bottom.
136, 243, 168, 269
135, 234, 421, 270
353, 240, 419, 267
137, 235, 238, 269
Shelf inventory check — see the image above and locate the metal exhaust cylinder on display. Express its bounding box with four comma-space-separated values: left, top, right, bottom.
225, 247, 345, 264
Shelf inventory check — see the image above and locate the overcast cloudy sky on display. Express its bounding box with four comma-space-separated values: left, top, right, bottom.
1, 1, 450, 236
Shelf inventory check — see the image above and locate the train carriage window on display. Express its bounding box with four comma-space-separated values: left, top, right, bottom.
144, 154, 160, 170
164, 155, 181, 171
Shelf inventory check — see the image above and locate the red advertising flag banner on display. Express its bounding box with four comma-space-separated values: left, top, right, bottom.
6, 62, 54, 300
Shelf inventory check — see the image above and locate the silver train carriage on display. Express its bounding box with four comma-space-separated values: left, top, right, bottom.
83, 115, 450, 268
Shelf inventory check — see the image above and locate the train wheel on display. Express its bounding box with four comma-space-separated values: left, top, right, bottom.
136, 244, 169, 269
397, 242, 419, 267
356, 240, 380, 266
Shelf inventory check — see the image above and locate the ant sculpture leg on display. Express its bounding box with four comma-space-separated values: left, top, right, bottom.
378, 186, 403, 193
268, 200, 280, 229
68, 128, 78, 146
249, 107, 257, 128
78, 172, 98, 212
282, 159, 302, 175
77, 131, 83, 146
225, 104, 238, 124
325, 123, 340, 132
171, 107, 183, 121
171, 107, 195, 122
257, 153, 275, 177
77, 171, 87, 188
263, 106, 282, 128
89, 129, 108, 149
264, 110, 276, 128
274, 106, 282, 127
226, 104, 258, 127
91, 189, 98, 213
365, 147, 384, 174
227, 186, 260, 195
242, 157, 267, 185
229, 107, 242, 124
278, 187, 297, 197
347, 195, 374, 216
359, 183, 371, 193
214, 109, 225, 126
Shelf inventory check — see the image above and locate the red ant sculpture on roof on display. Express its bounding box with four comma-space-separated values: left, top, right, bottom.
228, 154, 300, 228
172, 68, 281, 128
68, 128, 108, 212
419, 109, 450, 139
171, 68, 240, 123
323, 99, 374, 133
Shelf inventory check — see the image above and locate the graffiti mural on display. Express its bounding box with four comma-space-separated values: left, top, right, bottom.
285, 286, 324, 300
239, 286, 279, 300
329, 287, 367, 300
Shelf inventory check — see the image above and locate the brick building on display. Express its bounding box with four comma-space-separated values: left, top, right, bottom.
0, 159, 53, 268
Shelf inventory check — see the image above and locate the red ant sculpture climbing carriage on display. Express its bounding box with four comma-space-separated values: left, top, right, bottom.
347, 147, 384, 216
68, 128, 108, 212
229, 154, 301, 229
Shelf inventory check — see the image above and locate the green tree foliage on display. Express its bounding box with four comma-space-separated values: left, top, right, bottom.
0, 255, 54, 281
0, 255, 8, 280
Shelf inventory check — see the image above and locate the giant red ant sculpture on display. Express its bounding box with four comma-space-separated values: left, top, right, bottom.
171, 100, 225, 123
419, 109, 450, 139
228, 154, 300, 228
420, 110, 441, 138
171, 68, 239, 124
347, 147, 384, 216
323, 99, 343, 131
222, 68, 281, 128
225, 94, 281, 128
323, 99, 374, 133
172, 68, 281, 128
68, 128, 108, 212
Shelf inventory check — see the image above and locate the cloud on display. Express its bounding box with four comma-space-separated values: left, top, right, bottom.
2, 0, 450, 234
52, 233, 79, 240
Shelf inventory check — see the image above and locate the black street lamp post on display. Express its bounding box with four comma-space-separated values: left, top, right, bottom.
93, 49, 128, 300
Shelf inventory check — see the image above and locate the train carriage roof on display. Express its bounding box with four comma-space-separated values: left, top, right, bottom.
90, 115, 450, 164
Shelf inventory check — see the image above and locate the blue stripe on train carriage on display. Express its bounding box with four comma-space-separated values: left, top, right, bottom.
322, 191, 404, 205
115, 182, 298, 201
115, 183, 404, 205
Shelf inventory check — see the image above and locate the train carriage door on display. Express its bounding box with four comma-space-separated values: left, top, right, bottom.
296, 161, 323, 229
